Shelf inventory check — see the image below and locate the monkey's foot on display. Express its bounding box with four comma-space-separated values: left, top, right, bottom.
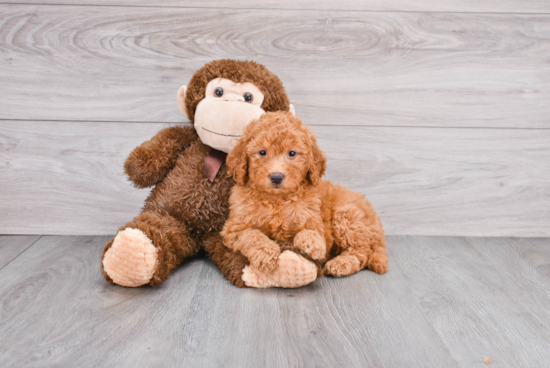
242, 250, 318, 288
102, 228, 159, 287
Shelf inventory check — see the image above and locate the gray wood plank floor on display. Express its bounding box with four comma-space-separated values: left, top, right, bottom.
1, 235, 548, 367
0, 235, 40, 269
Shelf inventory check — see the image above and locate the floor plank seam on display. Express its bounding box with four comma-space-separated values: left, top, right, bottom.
0, 235, 42, 271
3, 119, 550, 131
0, 2, 549, 15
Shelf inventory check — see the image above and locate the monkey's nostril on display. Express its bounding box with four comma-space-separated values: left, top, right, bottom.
270, 173, 284, 185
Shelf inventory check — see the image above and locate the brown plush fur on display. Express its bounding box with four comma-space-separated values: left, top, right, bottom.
203, 234, 250, 288
222, 112, 389, 278
101, 60, 300, 287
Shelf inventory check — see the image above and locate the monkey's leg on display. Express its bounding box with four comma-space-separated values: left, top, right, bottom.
101, 211, 198, 287
203, 234, 250, 288
204, 235, 320, 288
325, 203, 388, 277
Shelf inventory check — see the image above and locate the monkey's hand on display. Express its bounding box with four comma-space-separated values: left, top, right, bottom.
293, 229, 327, 261
124, 126, 198, 188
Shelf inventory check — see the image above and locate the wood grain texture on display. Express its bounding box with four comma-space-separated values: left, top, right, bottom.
0, 121, 171, 236
0, 235, 549, 367
468, 237, 550, 304
1, 120, 549, 236
3, 0, 550, 14
319, 125, 550, 237
0, 5, 549, 128
389, 236, 550, 366
0, 235, 40, 269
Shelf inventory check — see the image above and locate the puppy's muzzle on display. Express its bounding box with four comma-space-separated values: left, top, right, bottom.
270, 173, 284, 185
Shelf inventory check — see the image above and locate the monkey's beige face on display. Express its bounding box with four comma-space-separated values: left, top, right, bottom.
181, 78, 266, 153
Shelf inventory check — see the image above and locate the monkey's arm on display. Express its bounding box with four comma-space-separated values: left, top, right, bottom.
124, 126, 198, 188
222, 221, 280, 273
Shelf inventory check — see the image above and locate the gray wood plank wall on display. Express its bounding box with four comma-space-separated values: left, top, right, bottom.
0, 2, 549, 236
4, 0, 550, 13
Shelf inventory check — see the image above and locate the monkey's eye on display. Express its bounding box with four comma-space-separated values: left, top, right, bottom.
215, 87, 224, 97
259, 150, 267, 157
243, 92, 253, 102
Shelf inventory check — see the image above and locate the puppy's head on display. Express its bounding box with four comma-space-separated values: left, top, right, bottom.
227, 111, 326, 194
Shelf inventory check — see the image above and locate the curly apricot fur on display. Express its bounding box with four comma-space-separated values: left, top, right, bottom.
223, 112, 389, 280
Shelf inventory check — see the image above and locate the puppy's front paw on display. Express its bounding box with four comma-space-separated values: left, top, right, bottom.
324, 254, 360, 277
293, 230, 326, 261
242, 250, 318, 288
249, 245, 280, 273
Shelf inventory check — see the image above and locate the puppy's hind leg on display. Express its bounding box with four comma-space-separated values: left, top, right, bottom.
327, 202, 388, 277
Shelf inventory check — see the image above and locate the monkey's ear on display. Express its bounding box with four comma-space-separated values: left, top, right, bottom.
177, 85, 188, 118
289, 104, 296, 116
305, 128, 327, 186
227, 138, 249, 186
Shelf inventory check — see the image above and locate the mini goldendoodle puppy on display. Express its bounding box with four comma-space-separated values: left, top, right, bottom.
221, 111, 388, 282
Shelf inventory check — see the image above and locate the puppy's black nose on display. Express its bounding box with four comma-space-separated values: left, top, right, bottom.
270, 173, 284, 185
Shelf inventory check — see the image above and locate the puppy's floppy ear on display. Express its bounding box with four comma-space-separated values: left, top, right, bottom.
305, 127, 327, 186
227, 137, 249, 186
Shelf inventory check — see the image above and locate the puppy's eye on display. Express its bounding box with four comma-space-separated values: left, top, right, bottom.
288, 150, 296, 158
215, 87, 224, 97
243, 92, 253, 102
259, 150, 267, 157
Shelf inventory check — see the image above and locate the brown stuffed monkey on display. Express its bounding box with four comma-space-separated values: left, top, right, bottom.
101, 59, 320, 288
